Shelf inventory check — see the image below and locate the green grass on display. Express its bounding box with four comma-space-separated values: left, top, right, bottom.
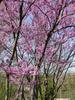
57, 73, 75, 100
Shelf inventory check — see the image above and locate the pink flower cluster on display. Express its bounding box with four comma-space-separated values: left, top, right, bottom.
0, 62, 39, 84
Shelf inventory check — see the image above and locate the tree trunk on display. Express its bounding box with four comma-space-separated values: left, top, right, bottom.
5, 74, 10, 100
21, 84, 25, 100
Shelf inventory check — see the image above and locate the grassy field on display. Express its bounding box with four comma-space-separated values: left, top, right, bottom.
57, 73, 75, 100
0, 73, 75, 100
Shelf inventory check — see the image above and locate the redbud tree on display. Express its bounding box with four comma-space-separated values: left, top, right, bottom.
0, 0, 75, 100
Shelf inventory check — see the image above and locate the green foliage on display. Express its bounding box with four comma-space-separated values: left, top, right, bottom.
0, 73, 17, 100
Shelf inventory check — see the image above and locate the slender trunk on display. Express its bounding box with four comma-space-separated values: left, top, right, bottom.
33, 82, 38, 100
44, 82, 57, 100
5, 74, 10, 100
31, 75, 38, 100
50, 88, 57, 100
21, 83, 25, 100
51, 94, 57, 100
44, 75, 48, 100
